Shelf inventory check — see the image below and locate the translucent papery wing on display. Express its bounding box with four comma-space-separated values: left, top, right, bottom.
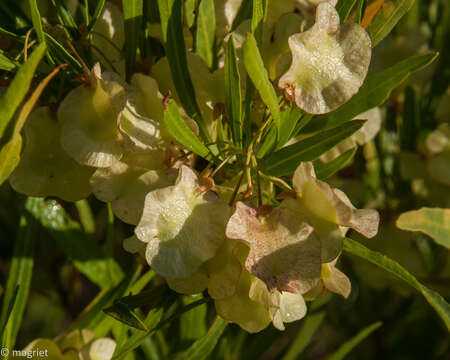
57, 64, 126, 168
227, 202, 321, 294
10, 107, 94, 202
135, 166, 230, 278
278, 2, 371, 114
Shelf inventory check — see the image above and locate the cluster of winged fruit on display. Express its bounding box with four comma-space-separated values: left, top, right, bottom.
10, 0, 380, 332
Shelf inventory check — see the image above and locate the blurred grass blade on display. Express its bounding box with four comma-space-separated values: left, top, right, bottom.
72, 266, 142, 331
224, 36, 242, 147
0, 43, 46, 139
327, 52, 438, 129
174, 317, 227, 360
122, 0, 143, 79
367, 0, 415, 46
29, 199, 123, 288
328, 321, 382, 360
75, 199, 96, 234
315, 147, 357, 180
260, 120, 365, 177
0, 51, 17, 71
396, 208, 450, 249
162, 100, 213, 161
0, 197, 39, 354
196, 0, 216, 68
158, 0, 209, 141
0, 62, 62, 185
0, 286, 19, 340
243, 33, 281, 134
344, 238, 450, 330
179, 295, 207, 344
282, 311, 327, 360
113, 297, 209, 359
336, 0, 358, 22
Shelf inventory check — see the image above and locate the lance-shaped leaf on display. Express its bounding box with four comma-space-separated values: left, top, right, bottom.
91, 152, 177, 225
0, 43, 46, 139
243, 32, 281, 132
366, 0, 415, 47
10, 107, 95, 202
226, 201, 321, 294
396, 208, 450, 250
344, 237, 450, 330
326, 52, 438, 129
57, 63, 127, 168
135, 165, 230, 278
279, 2, 371, 114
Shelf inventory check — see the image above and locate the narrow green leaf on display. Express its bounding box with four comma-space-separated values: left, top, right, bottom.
282, 311, 327, 360
336, 0, 358, 22
315, 147, 357, 180
105, 303, 149, 331
175, 317, 227, 360
158, 0, 209, 141
0, 43, 46, 139
367, 0, 415, 47
122, 0, 143, 79
328, 321, 382, 360
0, 197, 38, 353
28, 0, 45, 44
0, 135, 22, 185
327, 52, 438, 129
344, 237, 450, 330
243, 33, 281, 133
251, 0, 267, 42
276, 107, 304, 150
44, 33, 83, 69
260, 120, 365, 177
53, 0, 78, 38
162, 100, 212, 160
196, 0, 216, 68
0, 286, 19, 340
354, 0, 366, 24
396, 208, 450, 249
224, 36, 242, 147
29, 199, 123, 288
86, 0, 106, 33
0, 63, 64, 185
256, 107, 305, 159
231, 1, 252, 31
